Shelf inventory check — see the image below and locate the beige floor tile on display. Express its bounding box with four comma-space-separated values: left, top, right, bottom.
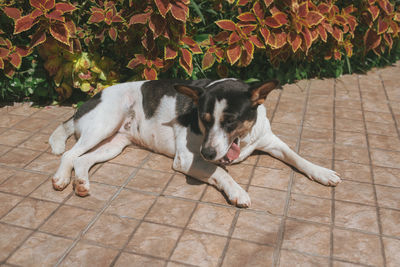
304, 114, 333, 129
0, 114, 26, 128
380, 208, 400, 238
30, 178, 72, 203
91, 163, 136, 186
369, 134, 400, 151
24, 152, 60, 174
40, 206, 96, 239
335, 145, 370, 165
279, 250, 329, 266
164, 174, 207, 200
232, 210, 281, 245
302, 127, 333, 143
376, 185, 400, 209
0, 166, 16, 183
335, 180, 375, 205
201, 185, 231, 206
251, 167, 291, 191
373, 166, 400, 187
83, 214, 138, 248
222, 239, 274, 267
335, 131, 367, 147
366, 121, 398, 136
364, 110, 395, 123
142, 153, 174, 173
1, 198, 58, 228
13, 117, 49, 132
247, 186, 287, 215
126, 222, 181, 259
171, 230, 227, 267
18, 132, 50, 151
145, 197, 196, 227
334, 161, 371, 183
291, 173, 332, 199
0, 148, 41, 168
282, 219, 331, 256
299, 140, 333, 159
127, 169, 172, 193
0, 223, 32, 261
383, 237, 400, 267
288, 194, 332, 224
0, 129, 31, 146
7, 232, 73, 267
187, 203, 236, 235
0, 171, 47, 196
59, 242, 119, 267
333, 228, 384, 266
335, 107, 363, 121
334, 201, 379, 233
66, 183, 118, 210
271, 122, 301, 138
225, 163, 254, 185
114, 253, 165, 267
105, 189, 156, 219
0, 192, 23, 217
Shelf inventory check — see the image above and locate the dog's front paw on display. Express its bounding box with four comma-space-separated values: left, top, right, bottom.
227, 185, 251, 208
52, 176, 70, 191
307, 166, 341, 186
73, 179, 90, 197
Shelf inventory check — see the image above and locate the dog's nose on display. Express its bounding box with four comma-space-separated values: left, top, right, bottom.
201, 147, 216, 160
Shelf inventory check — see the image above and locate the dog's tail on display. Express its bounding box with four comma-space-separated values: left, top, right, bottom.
49, 117, 75, 155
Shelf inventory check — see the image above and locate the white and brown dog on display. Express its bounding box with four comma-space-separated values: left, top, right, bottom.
49, 78, 341, 207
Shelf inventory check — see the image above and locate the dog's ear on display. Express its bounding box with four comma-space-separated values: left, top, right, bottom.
174, 84, 204, 104
248, 80, 280, 106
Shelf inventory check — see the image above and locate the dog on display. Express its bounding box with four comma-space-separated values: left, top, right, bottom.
49, 78, 341, 207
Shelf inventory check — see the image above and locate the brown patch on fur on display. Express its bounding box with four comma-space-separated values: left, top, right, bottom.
227, 119, 255, 145
203, 113, 212, 123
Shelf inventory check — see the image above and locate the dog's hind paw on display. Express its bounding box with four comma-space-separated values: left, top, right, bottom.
73, 179, 90, 197
52, 176, 70, 191
307, 166, 341, 186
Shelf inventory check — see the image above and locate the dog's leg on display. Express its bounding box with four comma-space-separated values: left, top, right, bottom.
73, 133, 132, 196
53, 111, 125, 191
258, 133, 341, 186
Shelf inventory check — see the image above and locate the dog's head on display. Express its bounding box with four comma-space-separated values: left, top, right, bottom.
175, 79, 279, 164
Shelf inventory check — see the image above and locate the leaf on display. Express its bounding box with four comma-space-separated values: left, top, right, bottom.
50, 23, 69, 45
264, 0, 273, 7
364, 29, 381, 51
227, 43, 241, 65
260, 27, 270, 44
318, 3, 330, 14
264, 16, 280, 28
302, 27, 312, 51
228, 32, 240, 44
317, 24, 327, 42
237, 12, 256, 22
179, 48, 193, 75
288, 32, 302, 52
252, 2, 264, 20
14, 15, 37, 34
154, 0, 171, 17
249, 35, 264, 48
165, 45, 178, 59
30, 0, 55, 11
108, 27, 117, 41
9, 52, 22, 69
15, 46, 31, 57
171, 1, 189, 22
129, 13, 150, 25
215, 20, 236, 31
377, 18, 389, 35
305, 11, 324, 26
331, 26, 343, 42
3, 7, 21, 20
368, 5, 380, 21
89, 11, 105, 23
242, 39, 254, 59
202, 52, 215, 70
144, 67, 157, 80
45, 9, 65, 22
237, 0, 251, 6
55, 3, 77, 13
0, 58, 3, 69
0, 47, 10, 58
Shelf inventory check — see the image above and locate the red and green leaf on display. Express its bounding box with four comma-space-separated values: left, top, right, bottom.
179, 48, 193, 75
215, 20, 236, 31
202, 52, 215, 70
227, 43, 241, 65
14, 15, 37, 34
3, 7, 21, 20
50, 23, 69, 45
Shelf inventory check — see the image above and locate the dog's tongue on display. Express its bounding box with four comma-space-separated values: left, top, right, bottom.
226, 142, 240, 161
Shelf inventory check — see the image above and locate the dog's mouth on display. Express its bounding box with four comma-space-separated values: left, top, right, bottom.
219, 137, 240, 165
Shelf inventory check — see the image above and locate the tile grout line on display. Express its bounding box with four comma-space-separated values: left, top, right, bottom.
357, 74, 387, 267
216, 155, 261, 267
216, 86, 282, 267
272, 80, 311, 267
329, 78, 338, 267
163, 180, 210, 267
378, 73, 400, 141
109, 169, 179, 267
53, 153, 153, 267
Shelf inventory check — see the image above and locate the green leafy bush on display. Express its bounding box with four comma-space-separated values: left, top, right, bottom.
0, 0, 399, 102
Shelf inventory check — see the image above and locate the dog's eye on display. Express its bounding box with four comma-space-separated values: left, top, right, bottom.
222, 114, 237, 125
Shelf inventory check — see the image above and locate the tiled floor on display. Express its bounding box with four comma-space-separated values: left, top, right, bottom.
0, 62, 399, 267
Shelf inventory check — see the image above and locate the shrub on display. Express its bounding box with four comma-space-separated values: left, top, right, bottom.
0, 0, 399, 101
